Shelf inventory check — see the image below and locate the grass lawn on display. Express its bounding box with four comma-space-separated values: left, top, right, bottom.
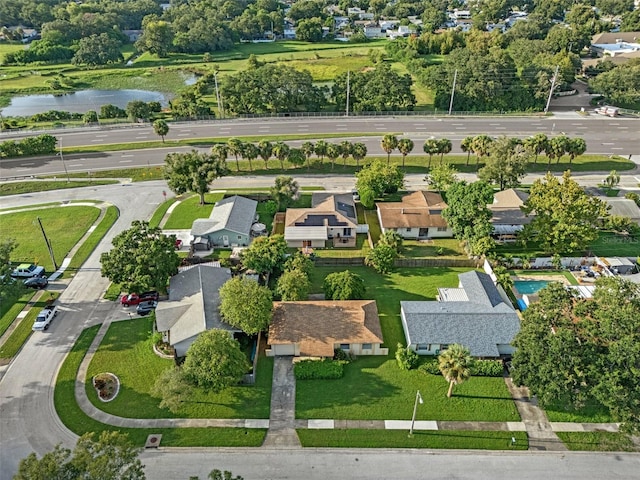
298, 429, 528, 450
0, 291, 59, 360
104, 282, 122, 301
148, 197, 179, 228
56, 326, 266, 447
544, 403, 613, 424
0, 290, 35, 338
67, 205, 119, 273
402, 239, 467, 258
312, 234, 371, 258
296, 357, 519, 422
163, 192, 225, 229
0, 206, 100, 272
86, 316, 273, 419
0, 180, 117, 196
556, 432, 638, 452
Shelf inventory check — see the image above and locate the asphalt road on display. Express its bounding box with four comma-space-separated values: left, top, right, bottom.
1, 115, 638, 179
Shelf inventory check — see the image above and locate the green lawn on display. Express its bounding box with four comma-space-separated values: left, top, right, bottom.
556, 432, 638, 452
86, 316, 273, 419
67, 205, 119, 273
402, 239, 467, 258
0, 290, 35, 338
298, 429, 528, 450
0, 206, 100, 271
544, 402, 613, 424
55, 326, 266, 447
162, 192, 225, 229
312, 234, 371, 258
148, 197, 179, 228
0, 180, 117, 196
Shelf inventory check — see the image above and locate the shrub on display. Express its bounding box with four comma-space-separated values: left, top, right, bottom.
395, 343, 419, 370
470, 359, 504, 377
294, 359, 344, 380
418, 360, 441, 376
333, 348, 351, 361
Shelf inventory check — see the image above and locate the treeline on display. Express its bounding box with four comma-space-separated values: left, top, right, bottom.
0, 134, 57, 158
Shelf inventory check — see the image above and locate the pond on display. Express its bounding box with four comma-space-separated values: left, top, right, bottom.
0, 89, 171, 117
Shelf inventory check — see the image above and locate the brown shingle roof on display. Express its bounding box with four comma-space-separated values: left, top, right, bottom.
376, 191, 448, 229
268, 300, 384, 357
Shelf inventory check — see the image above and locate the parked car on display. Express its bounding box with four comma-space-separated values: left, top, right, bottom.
175, 239, 183, 249
121, 291, 159, 306
32, 305, 58, 331
136, 300, 158, 316
11, 263, 45, 278
24, 276, 48, 289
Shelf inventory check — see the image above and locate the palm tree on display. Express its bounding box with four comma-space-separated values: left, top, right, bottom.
243, 142, 259, 172
314, 140, 328, 164
301, 141, 315, 170
153, 119, 169, 143
438, 344, 473, 398
258, 140, 273, 170
227, 137, 244, 172
546, 135, 568, 166
380, 134, 398, 165
210, 143, 228, 163
423, 139, 439, 168
566, 137, 586, 165
273, 142, 290, 170
471, 135, 493, 169
461, 136, 474, 166
352, 142, 367, 167
437, 138, 452, 164
326, 143, 342, 170
397, 138, 414, 168
340, 140, 353, 168
523, 134, 548, 165
604, 169, 620, 189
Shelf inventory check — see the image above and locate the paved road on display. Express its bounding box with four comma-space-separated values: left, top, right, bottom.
1, 115, 638, 178
1, 178, 639, 480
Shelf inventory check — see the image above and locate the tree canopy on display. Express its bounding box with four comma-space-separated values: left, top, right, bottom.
512, 277, 640, 433
438, 344, 473, 398
323, 270, 366, 300
164, 150, 228, 205
241, 235, 288, 275
521, 171, 609, 255
270, 176, 299, 210
219, 277, 273, 334
355, 160, 404, 208
478, 137, 530, 190
183, 329, 250, 392
100, 221, 180, 293
15, 431, 145, 480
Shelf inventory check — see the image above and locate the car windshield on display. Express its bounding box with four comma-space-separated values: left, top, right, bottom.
27, 265, 36, 272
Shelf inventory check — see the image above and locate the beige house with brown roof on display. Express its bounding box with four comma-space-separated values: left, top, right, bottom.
266, 300, 388, 357
284, 193, 359, 248
488, 188, 531, 235
376, 191, 452, 239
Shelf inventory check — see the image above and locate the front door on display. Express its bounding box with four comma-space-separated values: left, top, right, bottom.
302, 240, 312, 248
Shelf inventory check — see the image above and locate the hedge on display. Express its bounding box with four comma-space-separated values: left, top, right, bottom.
419, 359, 504, 377
294, 359, 344, 380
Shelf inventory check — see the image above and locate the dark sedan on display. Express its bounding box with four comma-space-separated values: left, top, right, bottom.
136, 300, 158, 316
24, 276, 48, 289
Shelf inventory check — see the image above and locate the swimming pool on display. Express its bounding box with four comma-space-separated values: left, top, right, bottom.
514, 280, 550, 295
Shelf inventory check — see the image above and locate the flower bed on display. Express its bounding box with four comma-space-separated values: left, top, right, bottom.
92, 372, 120, 402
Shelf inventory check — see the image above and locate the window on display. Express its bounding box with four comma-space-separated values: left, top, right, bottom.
343, 228, 352, 236
303, 240, 312, 248
437, 227, 448, 232
417, 343, 429, 351
339, 344, 350, 350
238, 236, 242, 239
440, 344, 449, 351
406, 228, 411, 232
362, 343, 372, 350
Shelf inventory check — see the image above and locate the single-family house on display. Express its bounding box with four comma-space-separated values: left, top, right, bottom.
155, 264, 237, 357
123, 30, 143, 42
191, 195, 257, 248
400, 271, 520, 358
267, 300, 388, 357
488, 188, 531, 236
376, 191, 452, 239
284, 193, 359, 248
363, 22, 385, 38
600, 197, 640, 225
347, 7, 374, 20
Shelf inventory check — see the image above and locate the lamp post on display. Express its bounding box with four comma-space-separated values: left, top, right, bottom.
58, 138, 70, 182
409, 390, 423, 436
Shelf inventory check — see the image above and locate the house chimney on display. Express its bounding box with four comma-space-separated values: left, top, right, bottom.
401, 208, 404, 214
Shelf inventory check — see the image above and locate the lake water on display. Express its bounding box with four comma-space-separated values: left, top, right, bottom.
0, 89, 170, 117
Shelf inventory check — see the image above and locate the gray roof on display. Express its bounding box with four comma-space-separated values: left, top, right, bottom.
191, 195, 257, 237
400, 271, 520, 357
311, 193, 358, 224
155, 265, 237, 348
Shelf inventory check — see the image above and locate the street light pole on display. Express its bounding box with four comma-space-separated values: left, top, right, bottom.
59, 138, 70, 182
409, 390, 423, 436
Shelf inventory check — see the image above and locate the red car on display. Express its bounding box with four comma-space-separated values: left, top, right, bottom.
121, 291, 159, 307
175, 239, 183, 249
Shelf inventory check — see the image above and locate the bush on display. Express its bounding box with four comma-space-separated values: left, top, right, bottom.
333, 348, 350, 361
418, 360, 441, 376
294, 359, 344, 380
470, 359, 504, 377
395, 343, 419, 370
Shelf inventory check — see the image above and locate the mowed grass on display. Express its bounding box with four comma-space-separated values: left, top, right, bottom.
67, 205, 119, 273
86, 316, 273, 419
298, 429, 528, 450
148, 197, 179, 228
282, 55, 373, 81
0, 206, 101, 271
556, 432, 638, 452
0, 180, 117, 196
163, 192, 225, 229
0, 290, 35, 338
56, 326, 267, 447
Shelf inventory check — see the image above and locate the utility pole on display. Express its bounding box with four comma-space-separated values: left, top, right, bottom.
544, 65, 560, 114
37, 217, 57, 271
346, 70, 350, 117
448, 69, 458, 115
58, 138, 70, 182
213, 71, 222, 119
409, 390, 423, 436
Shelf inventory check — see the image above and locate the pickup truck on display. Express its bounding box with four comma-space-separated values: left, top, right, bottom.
32, 305, 58, 331
11, 263, 45, 278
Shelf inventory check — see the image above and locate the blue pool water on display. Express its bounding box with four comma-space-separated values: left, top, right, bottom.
514, 280, 550, 295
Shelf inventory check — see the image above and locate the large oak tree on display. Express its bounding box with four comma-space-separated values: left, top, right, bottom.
164, 150, 228, 205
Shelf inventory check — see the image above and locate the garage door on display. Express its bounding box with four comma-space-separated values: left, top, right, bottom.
275, 344, 295, 356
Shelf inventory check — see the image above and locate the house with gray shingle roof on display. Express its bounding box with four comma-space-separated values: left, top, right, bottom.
191, 195, 257, 248
155, 264, 237, 357
400, 271, 520, 358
